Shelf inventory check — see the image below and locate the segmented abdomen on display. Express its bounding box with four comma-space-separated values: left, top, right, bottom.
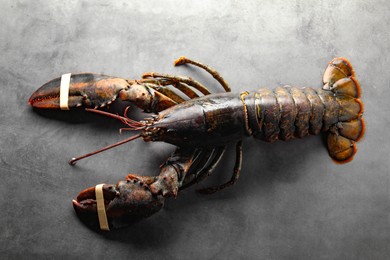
247, 86, 339, 142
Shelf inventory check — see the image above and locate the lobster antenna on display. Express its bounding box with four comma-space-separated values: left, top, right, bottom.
85, 108, 146, 128
69, 134, 141, 165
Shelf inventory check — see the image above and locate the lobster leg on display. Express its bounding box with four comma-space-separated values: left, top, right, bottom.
179, 148, 215, 189
148, 84, 186, 103
142, 55, 233, 96
193, 147, 227, 186
197, 141, 243, 194
142, 72, 211, 95
139, 79, 201, 99
123, 57, 233, 108
174, 56, 231, 92
180, 147, 226, 190
173, 82, 200, 99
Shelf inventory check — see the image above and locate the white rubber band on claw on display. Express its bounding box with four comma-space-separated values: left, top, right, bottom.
60, 73, 71, 110
95, 184, 110, 231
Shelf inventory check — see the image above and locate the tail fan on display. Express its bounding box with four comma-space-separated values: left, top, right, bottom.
323, 58, 365, 163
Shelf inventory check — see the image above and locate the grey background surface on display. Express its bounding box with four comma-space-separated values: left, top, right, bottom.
1, 0, 389, 259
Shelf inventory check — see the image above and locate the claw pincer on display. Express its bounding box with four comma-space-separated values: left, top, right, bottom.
29, 57, 364, 230
71, 149, 194, 230
28, 73, 129, 109
73, 180, 165, 230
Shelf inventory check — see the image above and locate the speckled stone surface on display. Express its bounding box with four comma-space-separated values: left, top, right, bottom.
1, 0, 389, 259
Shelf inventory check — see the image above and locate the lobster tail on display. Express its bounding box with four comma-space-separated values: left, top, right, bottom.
323, 58, 364, 163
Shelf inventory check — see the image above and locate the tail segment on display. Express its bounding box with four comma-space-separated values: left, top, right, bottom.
323, 58, 364, 163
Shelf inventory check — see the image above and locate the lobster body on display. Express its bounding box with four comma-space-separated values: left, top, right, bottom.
29, 57, 364, 230
143, 89, 338, 146
145, 84, 362, 154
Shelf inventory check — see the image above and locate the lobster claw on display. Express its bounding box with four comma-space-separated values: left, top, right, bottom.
28, 73, 130, 109
73, 178, 165, 230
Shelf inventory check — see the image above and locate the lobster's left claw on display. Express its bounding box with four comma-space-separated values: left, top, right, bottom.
28, 73, 129, 109
73, 179, 165, 230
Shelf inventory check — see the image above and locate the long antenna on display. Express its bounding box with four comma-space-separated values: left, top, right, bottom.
69, 134, 142, 165
85, 108, 145, 129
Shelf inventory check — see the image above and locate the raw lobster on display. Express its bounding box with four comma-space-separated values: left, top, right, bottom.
28, 57, 364, 230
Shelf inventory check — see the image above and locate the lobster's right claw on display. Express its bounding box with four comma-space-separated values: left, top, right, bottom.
73, 178, 165, 230
28, 73, 129, 109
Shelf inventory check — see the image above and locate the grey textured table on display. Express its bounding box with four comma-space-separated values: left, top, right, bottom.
1, 0, 389, 259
